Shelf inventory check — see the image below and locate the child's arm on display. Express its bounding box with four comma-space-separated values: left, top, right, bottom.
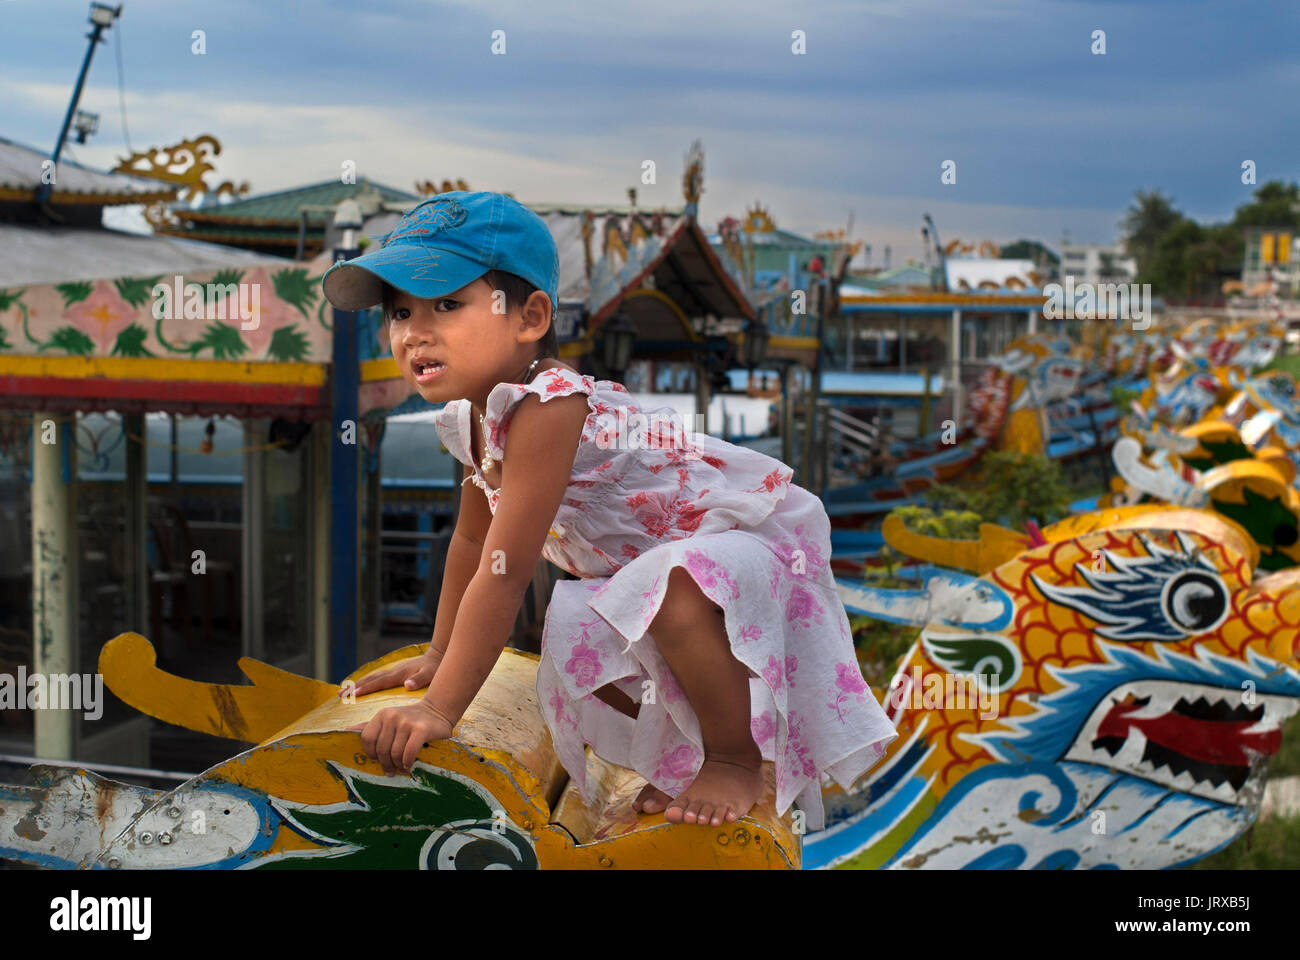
427, 463, 493, 658
347, 462, 490, 698
357, 393, 590, 774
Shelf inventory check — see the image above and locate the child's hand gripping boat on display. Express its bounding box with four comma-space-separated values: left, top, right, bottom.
0, 636, 800, 870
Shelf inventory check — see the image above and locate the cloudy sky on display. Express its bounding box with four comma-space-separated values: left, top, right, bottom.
3, 0, 1296, 265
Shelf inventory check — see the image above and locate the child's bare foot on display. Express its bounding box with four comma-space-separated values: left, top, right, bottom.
664, 755, 764, 827
633, 783, 672, 814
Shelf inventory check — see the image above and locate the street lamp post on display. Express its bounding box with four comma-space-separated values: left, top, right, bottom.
601, 311, 636, 383
743, 317, 770, 369
35, 3, 121, 208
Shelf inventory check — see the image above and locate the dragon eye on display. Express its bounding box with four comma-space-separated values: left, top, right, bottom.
1161, 570, 1228, 635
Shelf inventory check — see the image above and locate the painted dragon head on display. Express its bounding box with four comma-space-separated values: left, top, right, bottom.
822, 507, 1300, 870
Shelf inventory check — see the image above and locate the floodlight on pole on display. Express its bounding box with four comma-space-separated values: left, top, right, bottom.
35, 3, 122, 207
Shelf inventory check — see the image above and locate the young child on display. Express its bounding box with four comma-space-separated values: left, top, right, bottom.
322, 190, 897, 831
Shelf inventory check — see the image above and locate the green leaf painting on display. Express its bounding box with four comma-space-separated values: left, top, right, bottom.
266, 324, 308, 362
272, 267, 320, 322
211, 267, 245, 289
0, 288, 37, 348
112, 323, 154, 357
318, 286, 332, 331
40, 326, 95, 356
114, 275, 165, 310
55, 281, 94, 308
190, 321, 249, 360
0, 287, 25, 313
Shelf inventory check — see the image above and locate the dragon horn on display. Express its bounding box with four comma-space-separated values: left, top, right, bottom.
1112, 436, 1206, 507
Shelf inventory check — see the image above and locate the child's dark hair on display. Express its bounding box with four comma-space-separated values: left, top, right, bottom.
380, 269, 558, 359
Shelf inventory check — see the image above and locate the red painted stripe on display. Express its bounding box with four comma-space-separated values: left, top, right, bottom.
0, 375, 324, 406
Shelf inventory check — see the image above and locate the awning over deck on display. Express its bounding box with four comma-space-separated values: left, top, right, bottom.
0, 239, 364, 419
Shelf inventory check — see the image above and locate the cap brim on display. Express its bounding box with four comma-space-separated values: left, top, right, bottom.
321, 244, 489, 311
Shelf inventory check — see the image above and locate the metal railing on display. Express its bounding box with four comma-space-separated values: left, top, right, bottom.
816, 401, 883, 493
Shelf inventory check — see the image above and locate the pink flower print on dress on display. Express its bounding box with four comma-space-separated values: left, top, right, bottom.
784, 711, 817, 778
485, 407, 510, 456
654, 443, 704, 472
768, 558, 784, 600
656, 667, 686, 705
564, 641, 603, 690
751, 711, 777, 747
539, 368, 582, 395
676, 502, 706, 533
548, 690, 578, 732
785, 585, 825, 628
590, 544, 622, 574
771, 535, 818, 580
828, 662, 871, 722
683, 550, 740, 602
595, 423, 621, 447
794, 526, 827, 576
749, 468, 791, 494
626, 490, 675, 538
637, 575, 664, 630
737, 624, 762, 644
761, 655, 785, 691
654, 743, 701, 784
835, 661, 870, 697
645, 419, 679, 451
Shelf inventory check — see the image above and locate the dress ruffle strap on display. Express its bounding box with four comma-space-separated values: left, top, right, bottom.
482, 368, 597, 462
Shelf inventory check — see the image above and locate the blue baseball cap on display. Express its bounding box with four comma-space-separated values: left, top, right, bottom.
321, 190, 559, 316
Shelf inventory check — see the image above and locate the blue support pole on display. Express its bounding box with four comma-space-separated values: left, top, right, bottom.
329, 244, 360, 683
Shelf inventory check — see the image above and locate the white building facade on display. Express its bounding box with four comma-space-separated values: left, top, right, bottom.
1057, 242, 1138, 285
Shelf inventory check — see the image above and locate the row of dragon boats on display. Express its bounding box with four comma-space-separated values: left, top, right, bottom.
1, 316, 1297, 869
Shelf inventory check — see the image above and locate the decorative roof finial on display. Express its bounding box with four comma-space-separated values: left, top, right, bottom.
682, 140, 703, 215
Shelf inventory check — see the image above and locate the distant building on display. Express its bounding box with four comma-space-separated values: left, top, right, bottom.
1241, 227, 1298, 297
945, 258, 1040, 292
1057, 242, 1137, 286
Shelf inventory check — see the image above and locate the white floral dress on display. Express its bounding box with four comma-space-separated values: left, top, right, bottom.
433, 367, 897, 830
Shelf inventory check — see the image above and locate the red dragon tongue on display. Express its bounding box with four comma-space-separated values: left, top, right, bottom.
1102, 704, 1281, 767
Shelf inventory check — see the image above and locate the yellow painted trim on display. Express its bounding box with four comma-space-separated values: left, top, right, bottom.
0, 355, 326, 385
769, 335, 820, 350
154, 227, 316, 248
841, 293, 1043, 307
361, 357, 401, 382
559, 338, 593, 359
724, 333, 820, 351
0, 186, 177, 205
621, 288, 701, 341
